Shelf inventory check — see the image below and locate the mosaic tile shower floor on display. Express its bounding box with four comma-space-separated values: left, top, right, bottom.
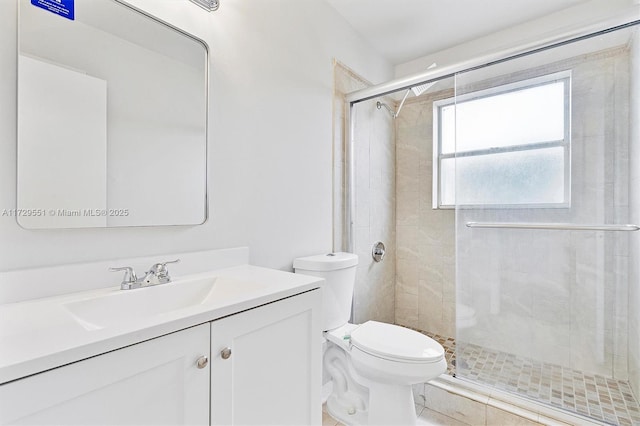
421, 331, 640, 425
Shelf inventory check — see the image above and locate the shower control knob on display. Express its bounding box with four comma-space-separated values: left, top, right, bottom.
196, 356, 209, 369
221, 347, 232, 360
372, 241, 386, 262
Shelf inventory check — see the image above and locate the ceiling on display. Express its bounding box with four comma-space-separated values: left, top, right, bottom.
325, 0, 590, 65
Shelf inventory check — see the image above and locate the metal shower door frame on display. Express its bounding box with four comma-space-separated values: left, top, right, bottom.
342, 12, 640, 253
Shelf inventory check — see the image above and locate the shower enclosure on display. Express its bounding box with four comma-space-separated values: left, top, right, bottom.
453, 25, 638, 425
344, 19, 640, 425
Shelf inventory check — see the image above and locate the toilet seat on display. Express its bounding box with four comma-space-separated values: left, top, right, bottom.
350, 321, 444, 363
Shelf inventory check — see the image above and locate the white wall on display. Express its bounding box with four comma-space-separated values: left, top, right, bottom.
0, 0, 392, 274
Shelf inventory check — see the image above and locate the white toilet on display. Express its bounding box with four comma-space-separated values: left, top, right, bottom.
294, 252, 446, 426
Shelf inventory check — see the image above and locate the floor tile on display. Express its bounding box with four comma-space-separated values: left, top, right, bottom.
417, 329, 640, 426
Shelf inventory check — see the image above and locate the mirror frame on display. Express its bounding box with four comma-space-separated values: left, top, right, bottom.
16, 0, 211, 229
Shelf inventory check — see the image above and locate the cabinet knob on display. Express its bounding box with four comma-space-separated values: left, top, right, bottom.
221, 347, 232, 360
196, 355, 209, 369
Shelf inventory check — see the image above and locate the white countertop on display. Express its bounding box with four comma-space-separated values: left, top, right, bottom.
0, 265, 322, 384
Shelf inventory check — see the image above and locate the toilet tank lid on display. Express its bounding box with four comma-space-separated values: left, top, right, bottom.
293, 252, 358, 271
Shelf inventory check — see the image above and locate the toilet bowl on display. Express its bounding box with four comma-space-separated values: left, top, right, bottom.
294, 253, 447, 425
324, 321, 446, 425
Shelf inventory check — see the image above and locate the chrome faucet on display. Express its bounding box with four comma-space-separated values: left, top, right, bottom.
110, 259, 180, 290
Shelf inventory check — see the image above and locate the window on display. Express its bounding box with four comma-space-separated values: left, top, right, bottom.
433, 71, 571, 208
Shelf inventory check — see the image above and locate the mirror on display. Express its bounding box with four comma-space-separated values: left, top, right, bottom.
17, 0, 208, 228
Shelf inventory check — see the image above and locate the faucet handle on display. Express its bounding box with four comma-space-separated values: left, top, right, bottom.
109, 266, 138, 289
149, 259, 180, 279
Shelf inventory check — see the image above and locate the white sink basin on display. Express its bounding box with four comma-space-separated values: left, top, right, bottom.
64, 277, 219, 330
0, 263, 324, 385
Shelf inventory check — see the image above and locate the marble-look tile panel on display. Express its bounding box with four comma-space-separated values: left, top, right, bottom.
424, 384, 488, 425
334, 63, 396, 326
397, 225, 420, 261
396, 289, 419, 330
418, 278, 443, 334
413, 382, 426, 407
396, 144, 421, 192
486, 405, 541, 426
396, 257, 419, 296
418, 407, 471, 426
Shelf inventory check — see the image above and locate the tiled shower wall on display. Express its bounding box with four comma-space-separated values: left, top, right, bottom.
395, 85, 456, 339
457, 45, 630, 379
395, 45, 631, 380
333, 62, 395, 324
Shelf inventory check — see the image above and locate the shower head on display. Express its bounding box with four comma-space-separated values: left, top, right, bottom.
411, 81, 437, 97
409, 63, 438, 98
376, 62, 438, 119
394, 76, 438, 118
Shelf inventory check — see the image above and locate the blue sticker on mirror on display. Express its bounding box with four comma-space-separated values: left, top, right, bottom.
31, 0, 75, 21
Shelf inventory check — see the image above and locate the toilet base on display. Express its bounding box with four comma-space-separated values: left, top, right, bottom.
326, 382, 419, 426
324, 340, 436, 425
326, 395, 368, 426
324, 345, 369, 425
368, 383, 417, 425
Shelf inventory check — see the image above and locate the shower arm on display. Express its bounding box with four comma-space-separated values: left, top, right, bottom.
393, 89, 412, 119
376, 101, 395, 117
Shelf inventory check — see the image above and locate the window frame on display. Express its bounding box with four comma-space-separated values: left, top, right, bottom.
432, 70, 572, 209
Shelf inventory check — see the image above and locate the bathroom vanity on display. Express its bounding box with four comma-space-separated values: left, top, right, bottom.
0, 256, 323, 425
7, 1, 323, 422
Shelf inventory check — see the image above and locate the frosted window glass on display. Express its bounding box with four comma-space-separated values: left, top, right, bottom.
442, 148, 565, 206
440, 159, 456, 206
441, 104, 456, 155
441, 82, 565, 154
435, 72, 570, 208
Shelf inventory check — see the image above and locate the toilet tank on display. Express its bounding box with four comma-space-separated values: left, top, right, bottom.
293, 252, 358, 331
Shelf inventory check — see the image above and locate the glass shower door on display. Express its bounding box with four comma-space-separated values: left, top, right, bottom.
450, 26, 639, 425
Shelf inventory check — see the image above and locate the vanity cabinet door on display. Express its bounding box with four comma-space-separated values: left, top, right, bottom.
0, 324, 210, 426
210, 289, 322, 426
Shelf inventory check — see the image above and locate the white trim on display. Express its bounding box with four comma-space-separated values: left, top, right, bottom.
345, 14, 639, 104
438, 70, 572, 106
432, 71, 572, 209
